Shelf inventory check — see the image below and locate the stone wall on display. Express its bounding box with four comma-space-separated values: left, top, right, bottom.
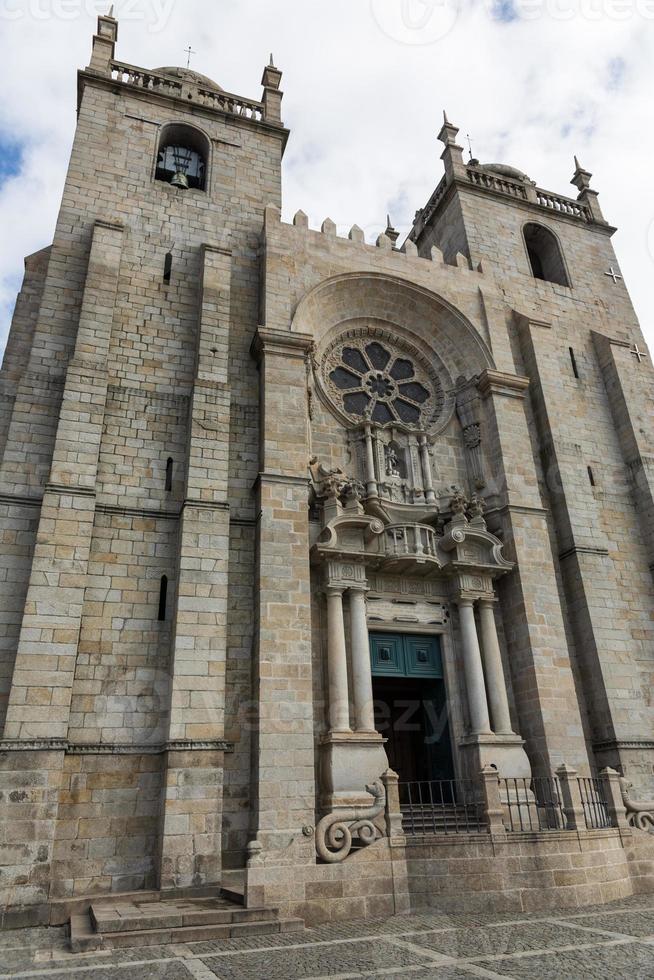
51, 751, 163, 900
404, 829, 651, 914
247, 828, 654, 927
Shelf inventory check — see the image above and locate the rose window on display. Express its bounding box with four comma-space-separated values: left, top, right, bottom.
325, 338, 442, 428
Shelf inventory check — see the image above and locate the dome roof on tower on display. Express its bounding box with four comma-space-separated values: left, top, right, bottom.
154, 66, 224, 92
479, 162, 531, 182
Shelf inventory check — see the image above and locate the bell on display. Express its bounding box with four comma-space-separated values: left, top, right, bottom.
170, 171, 189, 190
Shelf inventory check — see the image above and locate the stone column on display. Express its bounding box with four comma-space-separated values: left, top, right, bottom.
480, 765, 506, 834
261, 61, 284, 124
381, 768, 405, 840
556, 764, 585, 830
349, 586, 375, 733
419, 435, 436, 505
363, 424, 378, 497
478, 598, 514, 735
458, 597, 492, 735
327, 587, 351, 733
599, 767, 630, 831
87, 11, 117, 75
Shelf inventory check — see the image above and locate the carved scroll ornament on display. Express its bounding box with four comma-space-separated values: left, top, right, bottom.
315, 780, 386, 863
620, 777, 654, 831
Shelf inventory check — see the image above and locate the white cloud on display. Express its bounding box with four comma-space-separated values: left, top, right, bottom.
0, 0, 652, 350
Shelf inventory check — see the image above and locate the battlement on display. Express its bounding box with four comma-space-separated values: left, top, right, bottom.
264, 205, 484, 276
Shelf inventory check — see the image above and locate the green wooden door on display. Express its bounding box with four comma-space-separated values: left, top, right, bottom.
370, 632, 443, 679
369, 633, 453, 781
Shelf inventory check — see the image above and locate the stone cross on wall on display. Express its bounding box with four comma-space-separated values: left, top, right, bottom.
630, 344, 647, 364
604, 266, 623, 284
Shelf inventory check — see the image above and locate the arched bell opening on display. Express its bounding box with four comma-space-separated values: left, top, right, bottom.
155, 123, 209, 191
523, 222, 570, 286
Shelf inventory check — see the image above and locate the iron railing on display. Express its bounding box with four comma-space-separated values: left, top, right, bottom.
500, 776, 566, 832
578, 777, 611, 829
399, 773, 614, 838
400, 778, 485, 835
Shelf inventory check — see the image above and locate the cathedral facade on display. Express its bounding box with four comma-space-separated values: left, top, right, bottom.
2, 12, 654, 932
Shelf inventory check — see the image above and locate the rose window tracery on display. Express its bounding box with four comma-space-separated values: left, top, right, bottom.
324, 335, 444, 429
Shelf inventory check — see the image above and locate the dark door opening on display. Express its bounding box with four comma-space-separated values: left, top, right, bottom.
370, 632, 454, 783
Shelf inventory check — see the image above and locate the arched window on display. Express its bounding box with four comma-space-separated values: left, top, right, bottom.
155, 124, 209, 191
523, 223, 570, 287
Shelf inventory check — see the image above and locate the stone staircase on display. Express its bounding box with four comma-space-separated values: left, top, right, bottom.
69, 886, 304, 952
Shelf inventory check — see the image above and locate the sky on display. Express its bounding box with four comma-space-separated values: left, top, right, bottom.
0, 0, 652, 354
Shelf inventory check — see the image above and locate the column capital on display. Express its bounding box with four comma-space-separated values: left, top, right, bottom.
250, 327, 314, 364
456, 594, 477, 608
348, 582, 369, 595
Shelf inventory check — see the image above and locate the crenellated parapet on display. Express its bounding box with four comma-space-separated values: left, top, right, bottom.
265, 202, 483, 274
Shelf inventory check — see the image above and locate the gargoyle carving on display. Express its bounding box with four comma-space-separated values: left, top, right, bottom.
315, 780, 386, 863
309, 459, 365, 504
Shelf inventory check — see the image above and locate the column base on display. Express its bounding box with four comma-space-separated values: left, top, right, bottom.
459, 732, 532, 780
319, 730, 389, 810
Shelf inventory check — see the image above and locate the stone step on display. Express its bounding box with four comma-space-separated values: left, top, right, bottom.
70, 889, 304, 954
90, 899, 278, 934
220, 885, 245, 906
71, 910, 304, 953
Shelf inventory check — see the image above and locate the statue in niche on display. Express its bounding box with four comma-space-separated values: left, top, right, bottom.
384, 444, 401, 478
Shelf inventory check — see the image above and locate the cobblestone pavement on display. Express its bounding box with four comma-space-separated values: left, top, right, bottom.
2, 895, 654, 979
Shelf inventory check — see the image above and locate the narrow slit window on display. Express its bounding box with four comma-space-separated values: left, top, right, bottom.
158, 575, 168, 621
163, 252, 173, 284
165, 457, 173, 492
569, 347, 579, 379
587, 466, 596, 487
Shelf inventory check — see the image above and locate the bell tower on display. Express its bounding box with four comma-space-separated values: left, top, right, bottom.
0, 11, 289, 915
409, 112, 654, 789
